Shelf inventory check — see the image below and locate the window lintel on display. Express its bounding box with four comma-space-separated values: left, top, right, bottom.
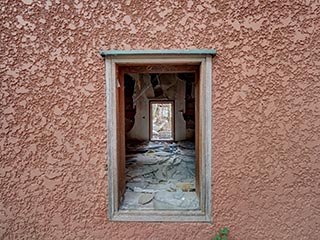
100, 49, 217, 58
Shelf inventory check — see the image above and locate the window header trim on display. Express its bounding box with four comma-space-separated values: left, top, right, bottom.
100, 49, 217, 57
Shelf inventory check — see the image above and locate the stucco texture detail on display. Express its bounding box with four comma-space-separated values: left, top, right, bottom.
1, 0, 320, 239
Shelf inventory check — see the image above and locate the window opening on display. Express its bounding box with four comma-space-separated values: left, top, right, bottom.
102, 51, 215, 222
122, 70, 199, 211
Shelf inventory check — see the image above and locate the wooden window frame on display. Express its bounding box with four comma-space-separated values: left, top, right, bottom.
103, 52, 214, 222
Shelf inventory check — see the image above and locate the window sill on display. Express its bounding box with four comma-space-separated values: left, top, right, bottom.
111, 209, 211, 222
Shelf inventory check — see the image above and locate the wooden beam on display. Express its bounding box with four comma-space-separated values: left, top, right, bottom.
118, 65, 199, 74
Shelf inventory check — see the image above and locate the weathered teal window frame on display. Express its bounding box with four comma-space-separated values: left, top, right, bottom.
101, 50, 216, 222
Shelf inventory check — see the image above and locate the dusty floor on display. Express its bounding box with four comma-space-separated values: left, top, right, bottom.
120, 141, 199, 210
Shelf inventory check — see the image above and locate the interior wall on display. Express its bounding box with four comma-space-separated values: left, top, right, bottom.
127, 74, 187, 141
174, 76, 187, 141
1, 1, 319, 239
126, 74, 151, 140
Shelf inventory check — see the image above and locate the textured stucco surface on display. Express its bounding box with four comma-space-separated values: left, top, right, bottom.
1, 0, 320, 239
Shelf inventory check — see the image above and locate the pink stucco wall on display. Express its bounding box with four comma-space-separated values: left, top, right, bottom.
1, 0, 320, 239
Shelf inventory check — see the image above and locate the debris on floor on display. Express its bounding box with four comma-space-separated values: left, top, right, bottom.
120, 141, 199, 210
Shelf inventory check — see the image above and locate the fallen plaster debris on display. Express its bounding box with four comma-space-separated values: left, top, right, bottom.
138, 193, 155, 205
133, 187, 158, 194
120, 141, 199, 210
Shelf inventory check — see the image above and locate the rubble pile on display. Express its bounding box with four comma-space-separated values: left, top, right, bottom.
121, 141, 199, 210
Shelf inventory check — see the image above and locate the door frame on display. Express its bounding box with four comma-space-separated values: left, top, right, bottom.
149, 100, 175, 141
